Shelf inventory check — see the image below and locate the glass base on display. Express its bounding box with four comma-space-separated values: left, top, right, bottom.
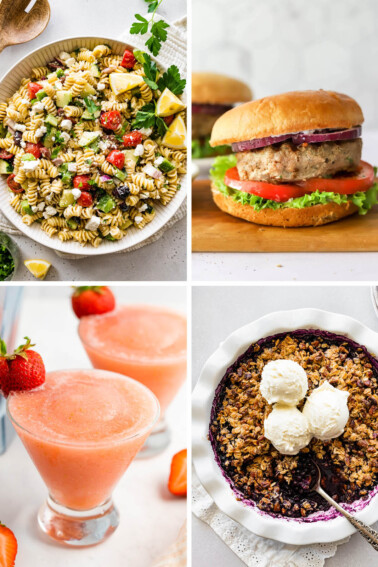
38, 495, 119, 547
136, 417, 171, 458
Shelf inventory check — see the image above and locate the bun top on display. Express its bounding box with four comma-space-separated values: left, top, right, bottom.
192, 72, 252, 105
210, 90, 364, 147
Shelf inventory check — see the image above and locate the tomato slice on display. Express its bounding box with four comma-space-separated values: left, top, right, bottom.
298, 161, 375, 195
224, 167, 308, 202
224, 161, 376, 202
7, 174, 23, 193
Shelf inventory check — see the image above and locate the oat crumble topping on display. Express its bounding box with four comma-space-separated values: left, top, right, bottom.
209, 330, 378, 519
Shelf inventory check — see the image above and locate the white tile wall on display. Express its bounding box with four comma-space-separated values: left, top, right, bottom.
193, 0, 378, 130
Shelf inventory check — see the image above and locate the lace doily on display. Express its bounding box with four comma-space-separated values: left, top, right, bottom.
192, 471, 350, 567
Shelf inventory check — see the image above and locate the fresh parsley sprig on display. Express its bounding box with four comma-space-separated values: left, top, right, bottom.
158, 65, 186, 95
134, 50, 187, 95
132, 102, 167, 137
130, 0, 169, 56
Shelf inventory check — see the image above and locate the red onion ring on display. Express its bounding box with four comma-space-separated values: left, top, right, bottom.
192, 103, 233, 115
231, 127, 362, 153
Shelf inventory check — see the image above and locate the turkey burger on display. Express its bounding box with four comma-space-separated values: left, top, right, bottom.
209, 90, 377, 227
192, 72, 252, 159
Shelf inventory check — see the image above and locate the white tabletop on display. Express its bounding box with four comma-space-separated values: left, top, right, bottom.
192, 133, 378, 282
0, 286, 187, 566
192, 284, 378, 566
0, 0, 187, 282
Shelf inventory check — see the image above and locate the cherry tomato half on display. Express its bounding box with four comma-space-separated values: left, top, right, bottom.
106, 150, 125, 170
122, 131, 143, 148
7, 174, 23, 193
100, 111, 122, 131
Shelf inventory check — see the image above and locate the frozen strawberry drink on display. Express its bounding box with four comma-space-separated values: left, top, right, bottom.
7, 369, 159, 546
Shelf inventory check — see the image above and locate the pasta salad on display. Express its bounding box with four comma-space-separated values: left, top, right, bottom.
0, 45, 187, 247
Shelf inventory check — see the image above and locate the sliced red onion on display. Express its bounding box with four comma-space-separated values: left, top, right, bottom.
192, 103, 233, 115
100, 174, 112, 182
232, 134, 292, 152
52, 158, 63, 166
232, 127, 362, 153
291, 126, 361, 145
143, 164, 163, 179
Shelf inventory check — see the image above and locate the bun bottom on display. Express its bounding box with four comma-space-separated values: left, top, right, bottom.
211, 184, 358, 227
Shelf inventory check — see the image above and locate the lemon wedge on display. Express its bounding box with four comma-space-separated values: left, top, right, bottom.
156, 88, 186, 117
109, 73, 144, 95
162, 115, 186, 149
24, 259, 51, 280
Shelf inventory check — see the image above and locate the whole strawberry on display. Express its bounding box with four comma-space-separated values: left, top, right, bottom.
0, 337, 45, 398
71, 286, 116, 319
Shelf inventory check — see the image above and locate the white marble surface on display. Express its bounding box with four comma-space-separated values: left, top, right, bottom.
193, 0, 378, 130
0, 0, 187, 281
192, 133, 378, 282
192, 284, 378, 566
0, 286, 187, 567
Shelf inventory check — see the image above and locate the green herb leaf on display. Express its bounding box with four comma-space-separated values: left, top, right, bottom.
157, 65, 186, 95
142, 54, 159, 90
144, 0, 158, 13
145, 35, 162, 57
130, 14, 149, 35
151, 20, 169, 42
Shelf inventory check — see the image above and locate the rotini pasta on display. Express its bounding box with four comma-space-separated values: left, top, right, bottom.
0, 44, 186, 246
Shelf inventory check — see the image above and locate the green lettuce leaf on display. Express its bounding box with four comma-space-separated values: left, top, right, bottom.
210, 155, 378, 215
192, 137, 230, 159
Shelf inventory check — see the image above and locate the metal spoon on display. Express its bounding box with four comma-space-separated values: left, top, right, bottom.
0, 0, 50, 54
311, 461, 378, 551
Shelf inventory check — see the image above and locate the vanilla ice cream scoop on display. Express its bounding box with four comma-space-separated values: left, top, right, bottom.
264, 404, 312, 455
260, 359, 308, 406
303, 381, 349, 441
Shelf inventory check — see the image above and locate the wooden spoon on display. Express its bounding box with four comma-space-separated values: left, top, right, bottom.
0, 0, 50, 54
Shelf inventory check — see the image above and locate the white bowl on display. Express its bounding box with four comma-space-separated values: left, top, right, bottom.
0, 36, 187, 256
192, 308, 378, 545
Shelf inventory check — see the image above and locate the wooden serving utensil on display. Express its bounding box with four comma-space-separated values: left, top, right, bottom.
0, 0, 50, 54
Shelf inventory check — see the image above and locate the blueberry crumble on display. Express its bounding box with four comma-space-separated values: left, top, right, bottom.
209, 329, 378, 519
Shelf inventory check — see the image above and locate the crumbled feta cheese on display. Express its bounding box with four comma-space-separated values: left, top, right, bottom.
14, 123, 26, 132
45, 193, 53, 203
32, 102, 44, 112
85, 216, 101, 231
134, 215, 143, 223
31, 205, 38, 213
60, 119, 72, 131
22, 159, 40, 172
55, 81, 63, 90
65, 57, 76, 67
59, 51, 71, 61
72, 188, 81, 200
37, 202, 45, 211
138, 204, 148, 212
138, 127, 153, 136
98, 140, 109, 151
97, 83, 106, 91
143, 163, 159, 178
52, 136, 56, 142
67, 162, 77, 172
43, 206, 57, 219
60, 132, 71, 144
21, 98, 29, 105
35, 126, 47, 138
134, 144, 144, 157
154, 156, 164, 167
20, 141, 26, 149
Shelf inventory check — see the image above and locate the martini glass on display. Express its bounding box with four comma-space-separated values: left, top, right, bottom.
7, 369, 159, 547
78, 305, 187, 457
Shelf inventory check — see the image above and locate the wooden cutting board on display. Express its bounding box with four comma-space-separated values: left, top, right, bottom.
192, 180, 378, 252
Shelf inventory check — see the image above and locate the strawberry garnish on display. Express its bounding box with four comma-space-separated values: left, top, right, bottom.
71, 286, 116, 319
168, 449, 187, 496
0, 523, 18, 567
0, 337, 45, 398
